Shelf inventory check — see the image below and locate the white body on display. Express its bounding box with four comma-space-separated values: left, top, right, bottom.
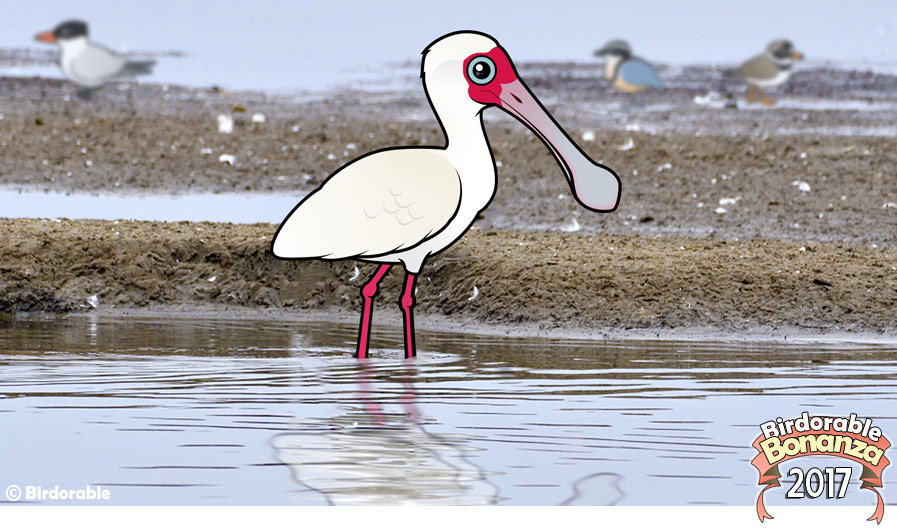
58, 36, 128, 88
387, 134, 495, 273
748, 68, 791, 88
273, 143, 492, 274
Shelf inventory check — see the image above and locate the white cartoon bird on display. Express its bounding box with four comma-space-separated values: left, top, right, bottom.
272, 31, 621, 359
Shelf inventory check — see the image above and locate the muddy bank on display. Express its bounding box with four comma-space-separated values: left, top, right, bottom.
2, 218, 895, 334
1, 72, 896, 246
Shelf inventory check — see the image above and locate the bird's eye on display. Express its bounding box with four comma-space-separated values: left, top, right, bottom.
467, 56, 496, 85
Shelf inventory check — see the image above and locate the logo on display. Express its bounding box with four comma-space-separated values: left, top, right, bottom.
751, 412, 890, 524
3, 484, 110, 502
5, 485, 22, 501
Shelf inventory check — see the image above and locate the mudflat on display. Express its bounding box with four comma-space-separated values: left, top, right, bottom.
1, 63, 895, 336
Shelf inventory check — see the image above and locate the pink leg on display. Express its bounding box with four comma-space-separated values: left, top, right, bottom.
356, 264, 392, 359
399, 272, 418, 359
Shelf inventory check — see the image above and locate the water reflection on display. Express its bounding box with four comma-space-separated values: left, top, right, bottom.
273, 361, 501, 505
561, 473, 624, 506
0, 314, 895, 506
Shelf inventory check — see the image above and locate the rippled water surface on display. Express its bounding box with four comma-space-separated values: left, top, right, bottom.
1, 315, 895, 506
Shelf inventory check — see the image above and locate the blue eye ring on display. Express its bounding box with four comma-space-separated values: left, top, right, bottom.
467, 56, 496, 85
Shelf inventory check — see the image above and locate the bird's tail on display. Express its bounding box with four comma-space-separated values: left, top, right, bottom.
123, 59, 155, 76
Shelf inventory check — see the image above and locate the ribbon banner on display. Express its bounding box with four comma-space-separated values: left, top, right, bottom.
751, 413, 890, 524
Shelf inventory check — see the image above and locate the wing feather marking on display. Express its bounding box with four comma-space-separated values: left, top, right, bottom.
271, 148, 460, 260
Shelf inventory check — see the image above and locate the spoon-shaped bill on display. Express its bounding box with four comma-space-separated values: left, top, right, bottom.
497, 79, 620, 212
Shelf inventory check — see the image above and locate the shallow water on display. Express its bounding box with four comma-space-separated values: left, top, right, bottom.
0, 190, 305, 223
1, 315, 895, 506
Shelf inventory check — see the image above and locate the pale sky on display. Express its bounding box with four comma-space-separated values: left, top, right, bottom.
3, 1, 894, 90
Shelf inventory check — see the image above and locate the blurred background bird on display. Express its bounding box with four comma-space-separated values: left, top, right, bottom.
34, 19, 155, 100
726, 39, 803, 106
593, 39, 663, 106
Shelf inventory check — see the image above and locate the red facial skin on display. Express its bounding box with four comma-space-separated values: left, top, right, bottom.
463, 47, 518, 106
460, 45, 622, 213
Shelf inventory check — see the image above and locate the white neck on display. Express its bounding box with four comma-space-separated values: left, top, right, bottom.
769, 56, 793, 68
604, 55, 622, 80
439, 105, 489, 154
422, 59, 492, 158
58, 36, 89, 56
422, 63, 496, 217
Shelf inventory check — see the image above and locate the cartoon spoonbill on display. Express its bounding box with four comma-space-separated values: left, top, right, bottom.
272, 31, 621, 359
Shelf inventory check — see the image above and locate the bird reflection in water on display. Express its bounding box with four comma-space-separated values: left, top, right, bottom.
271, 360, 502, 505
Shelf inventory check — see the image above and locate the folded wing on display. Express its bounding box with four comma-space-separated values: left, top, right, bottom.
70, 44, 128, 84
729, 55, 777, 80
620, 59, 663, 88
272, 148, 461, 260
